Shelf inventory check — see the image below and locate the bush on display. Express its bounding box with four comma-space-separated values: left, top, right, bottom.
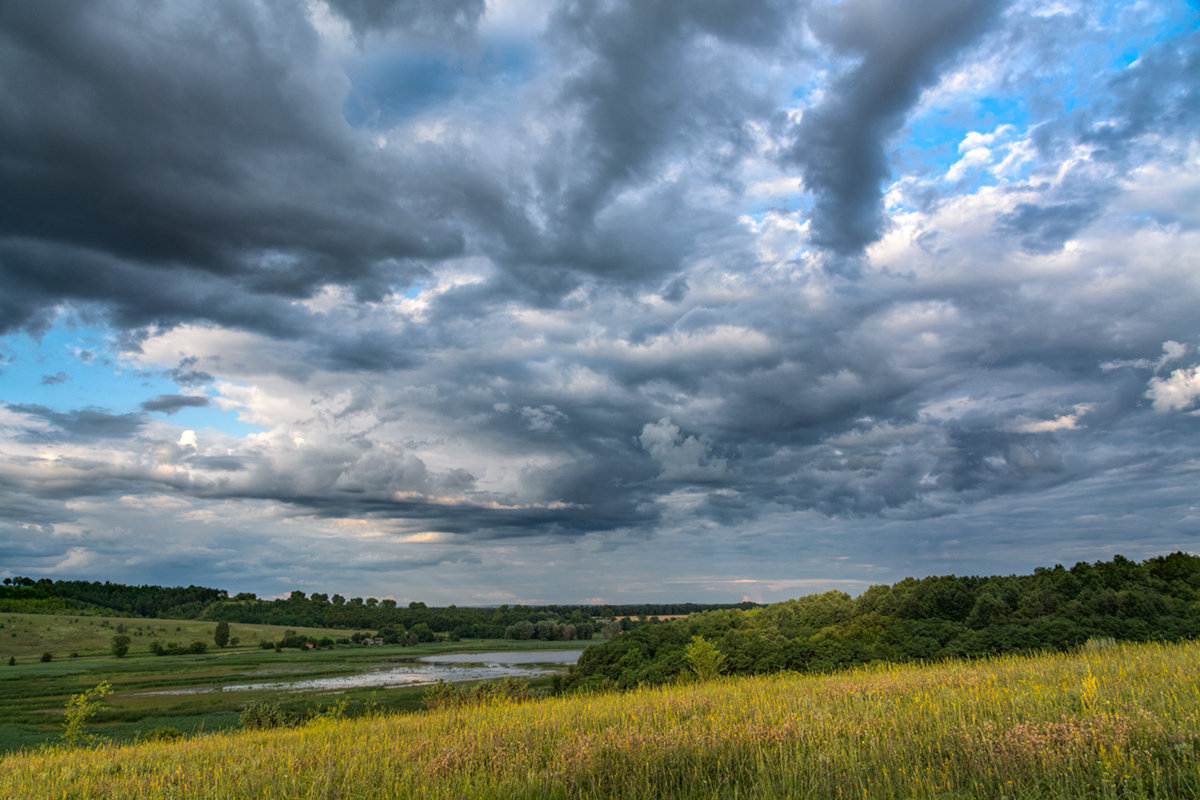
240, 701, 299, 731
62, 681, 111, 747
111, 635, 131, 658
40, 652, 52, 662
214, 621, 230, 648
151, 640, 208, 656
143, 726, 184, 742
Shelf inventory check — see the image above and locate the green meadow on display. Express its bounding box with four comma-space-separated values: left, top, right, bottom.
2, 638, 1197, 799
0, 610, 354, 661
0, 612, 574, 753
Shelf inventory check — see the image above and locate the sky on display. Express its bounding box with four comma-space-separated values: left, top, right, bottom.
1, 0, 1198, 605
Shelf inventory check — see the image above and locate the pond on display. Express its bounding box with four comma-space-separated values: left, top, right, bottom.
137, 650, 583, 696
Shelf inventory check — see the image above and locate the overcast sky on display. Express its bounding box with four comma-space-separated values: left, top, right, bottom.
1, 0, 1197, 604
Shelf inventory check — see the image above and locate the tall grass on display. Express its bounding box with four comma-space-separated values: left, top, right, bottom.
3, 639, 1198, 799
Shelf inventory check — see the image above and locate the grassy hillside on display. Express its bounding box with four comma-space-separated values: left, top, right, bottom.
3, 639, 1197, 799
0, 611, 357, 661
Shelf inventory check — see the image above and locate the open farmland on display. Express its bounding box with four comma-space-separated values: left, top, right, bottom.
3, 638, 1198, 799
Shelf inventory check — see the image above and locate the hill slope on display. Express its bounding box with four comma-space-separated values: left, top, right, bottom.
3, 639, 1197, 799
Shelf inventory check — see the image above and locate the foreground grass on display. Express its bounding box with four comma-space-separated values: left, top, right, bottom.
3, 639, 1198, 799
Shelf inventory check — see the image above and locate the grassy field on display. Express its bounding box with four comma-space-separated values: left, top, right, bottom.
2, 638, 1197, 798
0, 611, 358, 661
0, 612, 581, 753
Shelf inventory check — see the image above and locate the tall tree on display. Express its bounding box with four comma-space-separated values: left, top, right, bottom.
214, 620, 231, 648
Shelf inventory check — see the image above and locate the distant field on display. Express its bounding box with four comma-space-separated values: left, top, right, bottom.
0, 611, 356, 661
3, 639, 1197, 799
0, 613, 583, 753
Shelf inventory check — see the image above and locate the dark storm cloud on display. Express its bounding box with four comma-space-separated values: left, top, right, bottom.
0, 0, 798, 336
140, 394, 211, 415
785, 0, 1005, 258
0, 0, 464, 335
996, 201, 1103, 254
169, 358, 215, 387
6, 403, 145, 440
481, 0, 800, 291
325, 0, 486, 41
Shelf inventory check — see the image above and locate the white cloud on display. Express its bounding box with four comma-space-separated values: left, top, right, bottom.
1008, 404, 1093, 433
639, 418, 727, 481
1147, 366, 1200, 413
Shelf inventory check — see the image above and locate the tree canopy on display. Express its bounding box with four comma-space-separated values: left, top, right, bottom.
563, 553, 1200, 691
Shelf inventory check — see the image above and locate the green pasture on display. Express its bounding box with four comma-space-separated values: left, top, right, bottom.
0, 612, 581, 754
0, 611, 356, 661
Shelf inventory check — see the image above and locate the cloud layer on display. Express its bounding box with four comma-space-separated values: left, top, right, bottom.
1, 0, 1197, 602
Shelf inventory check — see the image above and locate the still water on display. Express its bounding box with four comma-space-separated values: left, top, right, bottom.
419, 650, 583, 666
139, 650, 583, 695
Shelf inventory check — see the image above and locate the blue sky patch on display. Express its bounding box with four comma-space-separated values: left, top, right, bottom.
0, 320, 262, 436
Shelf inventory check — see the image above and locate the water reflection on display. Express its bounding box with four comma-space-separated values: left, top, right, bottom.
138, 650, 581, 695
418, 650, 583, 665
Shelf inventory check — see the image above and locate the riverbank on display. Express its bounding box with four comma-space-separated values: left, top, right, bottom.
0, 623, 591, 754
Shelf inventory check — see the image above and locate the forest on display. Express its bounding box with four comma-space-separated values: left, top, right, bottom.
563, 552, 1200, 690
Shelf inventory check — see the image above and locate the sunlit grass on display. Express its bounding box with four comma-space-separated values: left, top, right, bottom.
0, 611, 356, 660
3, 639, 1198, 799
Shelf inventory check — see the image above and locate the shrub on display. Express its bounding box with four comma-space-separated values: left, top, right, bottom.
239, 701, 299, 731
142, 726, 184, 742
684, 636, 725, 681
62, 681, 112, 747
111, 635, 131, 658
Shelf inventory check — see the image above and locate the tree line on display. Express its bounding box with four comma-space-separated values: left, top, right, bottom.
562, 553, 1200, 691
0, 578, 226, 618
0, 576, 753, 638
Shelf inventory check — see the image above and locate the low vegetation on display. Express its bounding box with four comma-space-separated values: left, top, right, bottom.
2, 639, 1197, 798
0, 615, 425, 753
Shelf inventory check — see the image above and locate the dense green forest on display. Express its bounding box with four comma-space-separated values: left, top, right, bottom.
0, 578, 226, 618
563, 552, 1200, 690
0, 577, 753, 641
